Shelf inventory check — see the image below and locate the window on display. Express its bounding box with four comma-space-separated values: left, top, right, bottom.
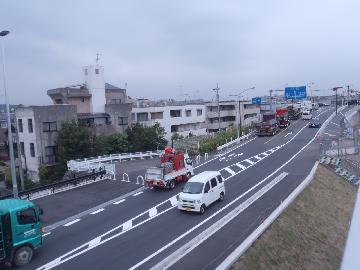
0, 122, 7, 128
118, 117, 128, 126
30, 143, 35, 157
151, 112, 163, 120
44, 146, 56, 164
55, 99, 63, 104
204, 182, 210, 193
197, 109, 203, 116
95, 68, 99, 74
210, 178, 218, 188
186, 110, 191, 117
18, 119, 23, 132
17, 208, 37, 225
84, 68, 88, 75
137, 113, 149, 121
170, 110, 181, 117
111, 99, 121, 104
81, 98, 85, 102
217, 175, 223, 183
171, 125, 179, 132
20, 142, 25, 155
43, 122, 57, 132
28, 119, 33, 133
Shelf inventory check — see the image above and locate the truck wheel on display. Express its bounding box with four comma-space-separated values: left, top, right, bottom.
199, 204, 206, 215
14, 246, 33, 267
218, 192, 225, 202
169, 180, 175, 189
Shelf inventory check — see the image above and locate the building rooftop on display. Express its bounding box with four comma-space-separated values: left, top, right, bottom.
133, 99, 205, 108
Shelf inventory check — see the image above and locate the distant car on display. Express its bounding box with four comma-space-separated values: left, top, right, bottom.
309, 118, 321, 128
302, 110, 312, 120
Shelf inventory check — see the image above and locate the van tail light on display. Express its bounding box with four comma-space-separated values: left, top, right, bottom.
41, 227, 46, 234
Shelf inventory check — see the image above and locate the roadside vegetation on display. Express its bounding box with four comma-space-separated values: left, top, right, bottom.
232, 165, 357, 270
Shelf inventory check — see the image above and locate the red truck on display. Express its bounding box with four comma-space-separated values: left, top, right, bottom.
256, 112, 279, 136
276, 108, 290, 128
145, 148, 194, 189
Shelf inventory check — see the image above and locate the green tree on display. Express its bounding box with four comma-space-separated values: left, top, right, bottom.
171, 132, 184, 141
55, 121, 93, 176
94, 133, 128, 155
126, 123, 167, 152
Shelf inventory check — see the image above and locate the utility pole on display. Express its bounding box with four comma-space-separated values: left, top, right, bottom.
347, 85, 350, 106
213, 84, 220, 132
0, 30, 18, 198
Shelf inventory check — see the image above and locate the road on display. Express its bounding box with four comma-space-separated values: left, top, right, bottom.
21, 107, 345, 270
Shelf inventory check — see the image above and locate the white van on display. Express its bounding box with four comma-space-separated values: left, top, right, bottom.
302, 110, 312, 120
178, 171, 225, 214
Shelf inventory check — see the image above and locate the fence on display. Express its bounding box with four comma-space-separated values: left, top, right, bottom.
0, 170, 106, 201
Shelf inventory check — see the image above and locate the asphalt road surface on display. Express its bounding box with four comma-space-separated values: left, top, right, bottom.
20, 107, 347, 270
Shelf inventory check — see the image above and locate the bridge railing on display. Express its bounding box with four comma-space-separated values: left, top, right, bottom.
0, 170, 106, 201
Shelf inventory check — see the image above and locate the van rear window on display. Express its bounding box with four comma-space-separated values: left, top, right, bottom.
217, 175, 223, 183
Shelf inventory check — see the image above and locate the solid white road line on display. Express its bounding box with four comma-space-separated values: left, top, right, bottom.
235, 163, 247, 170
150, 172, 289, 270
90, 208, 105, 215
43, 232, 51, 237
113, 199, 126, 205
63, 219, 81, 227
133, 192, 143, 197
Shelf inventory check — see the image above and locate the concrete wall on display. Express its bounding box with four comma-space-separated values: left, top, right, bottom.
105, 103, 132, 133
83, 65, 106, 113
67, 97, 91, 114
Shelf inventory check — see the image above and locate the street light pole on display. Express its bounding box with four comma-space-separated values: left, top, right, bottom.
0, 30, 18, 198
333, 86, 343, 115
213, 84, 220, 132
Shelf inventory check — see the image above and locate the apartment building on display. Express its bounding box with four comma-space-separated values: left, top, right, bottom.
206, 100, 260, 132
132, 99, 206, 140
16, 105, 77, 181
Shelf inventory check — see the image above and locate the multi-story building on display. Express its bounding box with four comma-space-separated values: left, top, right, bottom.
47, 63, 133, 135
16, 105, 77, 181
205, 100, 260, 132
132, 99, 206, 140
0, 104, 17, 160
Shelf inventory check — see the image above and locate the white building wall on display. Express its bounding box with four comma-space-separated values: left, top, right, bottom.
83, 65, 106, 113
132, 104, 206, 140
16, 108, 40, 182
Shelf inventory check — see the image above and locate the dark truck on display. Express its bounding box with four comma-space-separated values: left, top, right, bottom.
0, 199, 43, 267
276, 108, 290, 128
256, 113, 279, 136
287, 105, 301, 120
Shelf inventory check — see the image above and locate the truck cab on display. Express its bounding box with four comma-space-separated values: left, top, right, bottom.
0, 199, 43, 267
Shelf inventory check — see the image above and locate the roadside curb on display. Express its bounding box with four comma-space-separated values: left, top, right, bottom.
44, 185, 146, 232
215, 161, 319, 270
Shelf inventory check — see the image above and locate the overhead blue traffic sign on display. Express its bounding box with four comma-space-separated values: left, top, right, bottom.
252, 97, 262, 105
284, 86, 307, 99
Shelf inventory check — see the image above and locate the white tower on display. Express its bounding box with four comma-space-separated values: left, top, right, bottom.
83, 55, 106, 113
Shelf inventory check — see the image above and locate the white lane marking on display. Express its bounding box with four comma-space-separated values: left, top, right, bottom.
37, 111, 332, 270
253, 155, 262, 160
123, 220, 132, 231
330, 122, 340, 127
150, 172, 289, 270
243, 159, 255, 165
169, 196, 178, 207
149, 207, 158, 218
235, 153, 244, 157
129, 117, 329, 270
90, 208, 105, 215
223, 167, 236, 176
43, 232, 51, 237
133, 192, 143, 197
219, 157, 226, 161
88, 237, 101, 247
63, 219, 81, 227
235, 163, 247, 170
113, 199, 126, 205
323, 132, 337, 137
228, 153, 235, 157
284, 132, 293, 138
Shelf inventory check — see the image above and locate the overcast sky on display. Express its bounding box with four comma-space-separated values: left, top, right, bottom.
0, 0, 359, 105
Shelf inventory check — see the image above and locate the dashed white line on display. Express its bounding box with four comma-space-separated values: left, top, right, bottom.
243, 159, 255, 165
123, 220, 132, 231
235, 163, 247, 170
63, 219, 81, 227
43, 232, 51, 237
223, 167, 236, 176
133, 192, 143, 197
149, 207, 158, 218
90, 208, 105, 215
113, 199, 126, 205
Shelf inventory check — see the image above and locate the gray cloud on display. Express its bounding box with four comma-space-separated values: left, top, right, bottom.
0, 0, 359, 105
